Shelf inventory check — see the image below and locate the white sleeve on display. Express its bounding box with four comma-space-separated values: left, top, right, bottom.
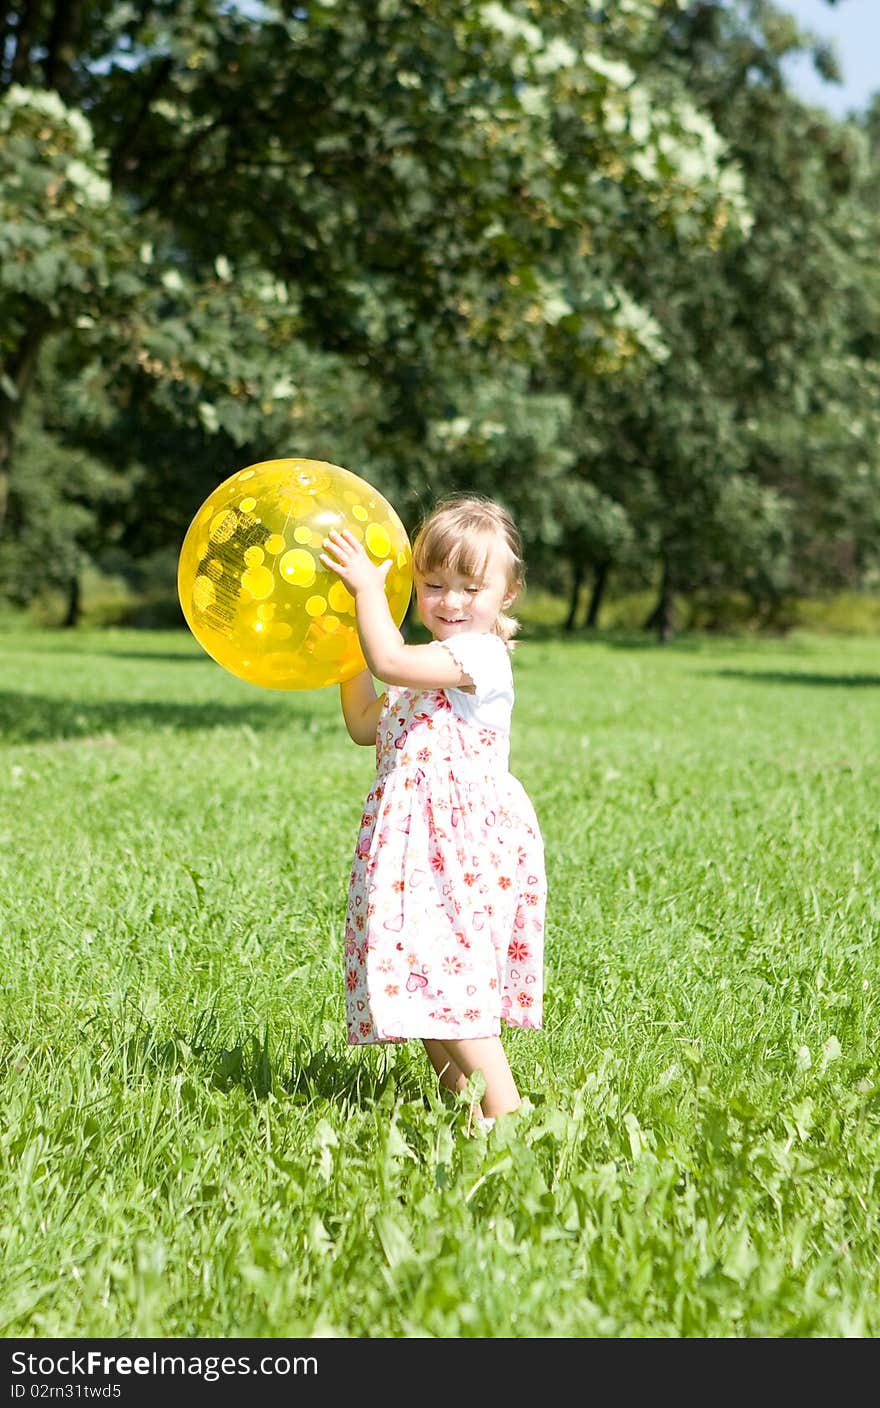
439, 633, 512, 699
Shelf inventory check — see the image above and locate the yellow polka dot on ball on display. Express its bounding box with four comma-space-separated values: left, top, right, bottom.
177, 457, 413, 690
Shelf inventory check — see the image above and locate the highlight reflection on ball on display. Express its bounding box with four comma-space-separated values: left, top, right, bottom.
177, 457, 413, 690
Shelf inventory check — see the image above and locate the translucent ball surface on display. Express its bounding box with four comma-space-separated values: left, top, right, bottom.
177, 457, 413, 690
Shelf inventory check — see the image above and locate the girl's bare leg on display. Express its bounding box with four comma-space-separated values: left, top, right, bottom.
440, 1036, 521, 1119
423, 1038, 472, 1100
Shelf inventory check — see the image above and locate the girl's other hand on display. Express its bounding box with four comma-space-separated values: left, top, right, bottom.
320, 529, 392, 596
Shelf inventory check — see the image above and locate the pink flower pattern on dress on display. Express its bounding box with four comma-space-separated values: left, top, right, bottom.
344, 685, 546, 1045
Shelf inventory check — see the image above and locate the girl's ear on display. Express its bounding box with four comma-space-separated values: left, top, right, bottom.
503, 579, 523, 608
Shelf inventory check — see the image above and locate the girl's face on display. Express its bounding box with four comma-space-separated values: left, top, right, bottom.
415, 540, 517, 641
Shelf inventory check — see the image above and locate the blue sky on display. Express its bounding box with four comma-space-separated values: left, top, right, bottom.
776, 0, 880, 116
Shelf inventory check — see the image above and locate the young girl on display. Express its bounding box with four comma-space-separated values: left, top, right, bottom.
320, 495, 545, 1128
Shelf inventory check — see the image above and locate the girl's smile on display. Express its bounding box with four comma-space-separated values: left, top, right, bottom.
416, 542, 516, 641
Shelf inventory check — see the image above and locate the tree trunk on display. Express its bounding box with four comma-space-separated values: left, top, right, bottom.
44, 0, 84, 96
108, 55, 175, 183
9, 0, 42, 82
0, 3, 10, 86
642, 559, 675, 642
62, 572, 81, 628
0, 312, 52, 536
564, 557, 584, 631
585, 560, 610, 628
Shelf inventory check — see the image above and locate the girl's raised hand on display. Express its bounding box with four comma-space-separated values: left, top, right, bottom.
320, 529, 392, 596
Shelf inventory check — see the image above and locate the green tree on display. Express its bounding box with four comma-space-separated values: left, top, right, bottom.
0, 83, 138, 526
1, 0, 752, 618
554, 0, 880, 636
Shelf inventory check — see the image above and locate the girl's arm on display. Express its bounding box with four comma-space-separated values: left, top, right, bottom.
320, 530, 474, 692
340, 668, 386, 746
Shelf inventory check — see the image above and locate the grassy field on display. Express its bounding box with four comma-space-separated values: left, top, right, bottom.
1, 623, 879, 1338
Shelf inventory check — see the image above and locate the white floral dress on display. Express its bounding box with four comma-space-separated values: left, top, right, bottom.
344, 633, 545, 1045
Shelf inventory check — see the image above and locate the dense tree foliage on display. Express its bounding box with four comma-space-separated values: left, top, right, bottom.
0, 0, 877, 632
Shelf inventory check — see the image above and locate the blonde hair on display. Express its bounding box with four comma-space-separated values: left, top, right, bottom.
411, 495, 525, 645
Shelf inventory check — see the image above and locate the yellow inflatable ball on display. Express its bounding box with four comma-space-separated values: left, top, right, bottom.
177, 457, 413, 690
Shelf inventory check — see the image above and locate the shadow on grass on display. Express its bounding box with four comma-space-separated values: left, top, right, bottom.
109, 1013, 424, 1113
712, 669, 880, 688
0, 640, 205, 665
80, 650, 212, 665
211, 1032, 386, 1107
283, 1041, 425, 1110
518, 625, 863, 654
516, 625, 761, 651
0, 690, 321, 743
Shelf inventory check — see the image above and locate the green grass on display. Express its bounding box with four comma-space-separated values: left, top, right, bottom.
2, 624, 880, 1338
